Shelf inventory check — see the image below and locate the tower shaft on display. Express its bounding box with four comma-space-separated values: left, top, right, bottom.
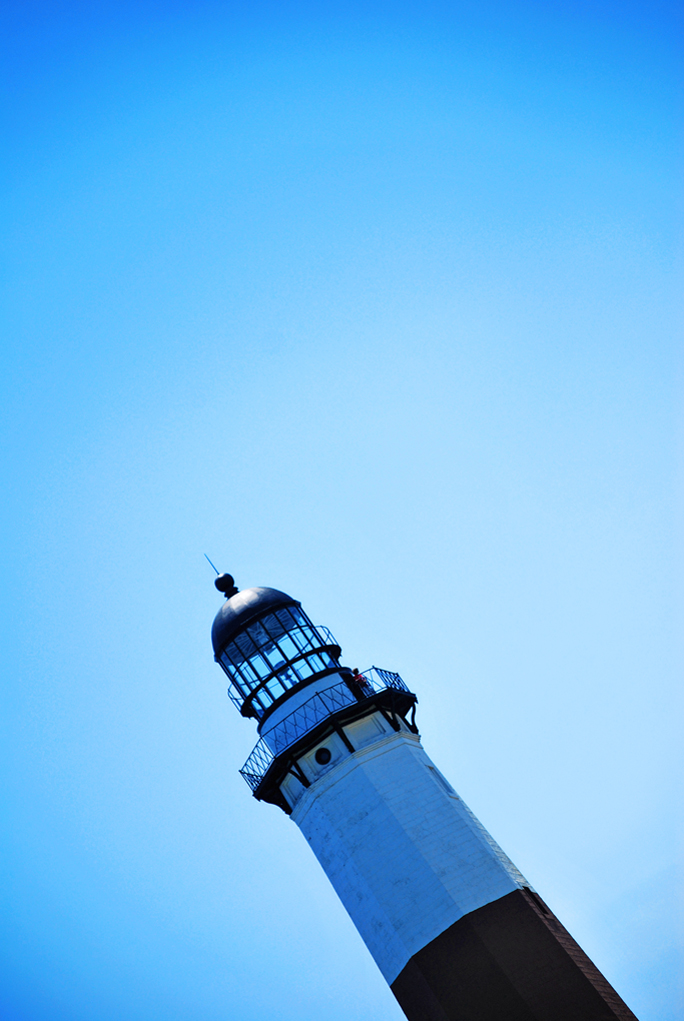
210, 580, 638, 1021
288, 720, 636, 1021
291, 726, 525, 984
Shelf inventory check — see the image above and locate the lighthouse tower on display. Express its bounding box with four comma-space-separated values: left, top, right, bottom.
211, 575, 637, 1021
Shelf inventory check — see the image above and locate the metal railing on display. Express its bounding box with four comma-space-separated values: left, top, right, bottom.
239, 667, 408, 792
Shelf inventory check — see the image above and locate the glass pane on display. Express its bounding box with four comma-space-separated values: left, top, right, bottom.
229, 632, 259, 664
239, 659, 260, 686
249, 654, 271, 680
251, 693, 267, 715
255, 687, 271, 707
265, 676, 284, 700
260, 612, 287, 642
277, 633, 299, 660
296, 627, 317, 652
247, 621, 272, 649
279, 667, 298, 688
294, 657, 314, 679
220, 654, 243, 686
275, 607, 296, 630
285, 629, 306, 654
261, 645, 283, 669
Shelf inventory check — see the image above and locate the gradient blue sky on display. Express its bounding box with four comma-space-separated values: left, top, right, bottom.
1, 2, 682, 1019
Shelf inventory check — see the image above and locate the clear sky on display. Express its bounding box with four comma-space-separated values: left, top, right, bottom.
1, 2, 681, 1019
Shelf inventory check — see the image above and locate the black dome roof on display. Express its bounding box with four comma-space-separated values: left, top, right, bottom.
211, 586, 300, 656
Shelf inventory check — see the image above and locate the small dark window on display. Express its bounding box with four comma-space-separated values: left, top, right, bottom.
315, 747, 331, 765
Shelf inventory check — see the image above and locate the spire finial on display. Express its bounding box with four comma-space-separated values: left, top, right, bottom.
215, 572, 239, 598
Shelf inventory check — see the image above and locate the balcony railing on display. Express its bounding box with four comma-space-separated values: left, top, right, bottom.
239, 667, 409, 792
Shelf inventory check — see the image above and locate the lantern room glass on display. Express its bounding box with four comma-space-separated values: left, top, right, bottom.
217, 605, 342, 718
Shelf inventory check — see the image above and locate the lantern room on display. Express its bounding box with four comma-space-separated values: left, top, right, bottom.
211, 577, 343, 722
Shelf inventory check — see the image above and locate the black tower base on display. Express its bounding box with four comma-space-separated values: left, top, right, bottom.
391, 888, 637, 1021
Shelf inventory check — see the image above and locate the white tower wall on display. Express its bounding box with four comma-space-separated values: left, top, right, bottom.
289, 723, 527, 983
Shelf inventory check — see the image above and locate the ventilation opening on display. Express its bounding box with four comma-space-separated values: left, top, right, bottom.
526, 889, 551, 917
428, 765, 456, 795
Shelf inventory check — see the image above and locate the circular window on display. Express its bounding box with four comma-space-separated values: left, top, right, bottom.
315, 747, 332, 765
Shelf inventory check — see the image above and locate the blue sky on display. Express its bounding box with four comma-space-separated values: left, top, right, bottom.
1, 2, 681, 1019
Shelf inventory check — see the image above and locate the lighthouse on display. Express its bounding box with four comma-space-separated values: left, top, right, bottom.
211, 575, 637, 1021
